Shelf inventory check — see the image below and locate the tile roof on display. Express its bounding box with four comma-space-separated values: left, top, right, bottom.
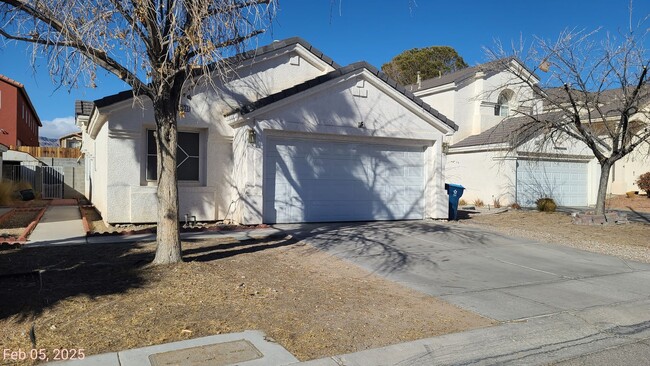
408, 57, 538, 92
75, 100, 95, 117
451, 112, 565, 148
231, 61, 458, 131
91, 37, 341, 110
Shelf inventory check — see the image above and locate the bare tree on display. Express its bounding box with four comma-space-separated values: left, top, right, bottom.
484, 21, 649, 215
1, 0, 276, 264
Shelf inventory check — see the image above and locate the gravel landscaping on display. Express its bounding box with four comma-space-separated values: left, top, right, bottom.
464, 210, 650, 263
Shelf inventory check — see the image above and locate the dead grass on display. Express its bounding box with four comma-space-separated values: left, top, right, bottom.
465, 210, 650, 263
0, 238, 492, 364
606, 193, 650, 213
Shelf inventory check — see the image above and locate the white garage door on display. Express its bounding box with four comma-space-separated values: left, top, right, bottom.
263, 138, 425, 223
516, 159, 588, 207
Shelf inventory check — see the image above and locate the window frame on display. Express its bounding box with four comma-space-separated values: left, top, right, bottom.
494, 90, 512, 117
145, 129, 203, 184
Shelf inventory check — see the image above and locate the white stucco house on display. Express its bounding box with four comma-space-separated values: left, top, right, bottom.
410, 59, 650, 207
75, 38, 457, 224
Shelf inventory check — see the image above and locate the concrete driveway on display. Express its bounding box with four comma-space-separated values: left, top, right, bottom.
278, 221, 650, 364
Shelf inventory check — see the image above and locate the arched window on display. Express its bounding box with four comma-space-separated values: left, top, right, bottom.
494, 90, 512, 117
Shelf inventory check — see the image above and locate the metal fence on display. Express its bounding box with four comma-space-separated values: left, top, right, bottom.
41, 166, 64, 199
6, 163, 39, 189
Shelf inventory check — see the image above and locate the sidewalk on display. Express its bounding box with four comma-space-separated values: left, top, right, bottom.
27, 205, 87, 245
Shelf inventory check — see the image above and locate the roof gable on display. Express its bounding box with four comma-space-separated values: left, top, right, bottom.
91, 37, 340, 110
226, 61, 458, 133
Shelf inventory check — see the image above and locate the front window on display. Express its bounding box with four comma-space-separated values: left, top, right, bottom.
146, 130, 200, 181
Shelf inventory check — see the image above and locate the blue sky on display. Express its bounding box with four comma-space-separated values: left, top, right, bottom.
0, 0, 648, 138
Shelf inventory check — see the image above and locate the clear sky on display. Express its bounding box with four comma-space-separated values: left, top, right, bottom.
0, 0, 648, 138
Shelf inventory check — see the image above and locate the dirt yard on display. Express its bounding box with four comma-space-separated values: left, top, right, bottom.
0, 209, 42, 240
606, 193, 650, 213
0, 237, 492, 365
465, 210, 650, 263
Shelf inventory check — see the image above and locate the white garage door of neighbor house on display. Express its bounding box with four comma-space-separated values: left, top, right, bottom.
263, 138, 426, 223
516, 159, 588, 207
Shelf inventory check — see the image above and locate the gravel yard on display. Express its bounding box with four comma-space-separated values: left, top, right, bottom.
464, 210, 650, 263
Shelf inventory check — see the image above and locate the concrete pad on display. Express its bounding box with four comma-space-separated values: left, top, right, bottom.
28, 206, 85, 244
383, 252, 561, 296
502, 278, 648, 311
441, 289, 562, 321
485, 244, 641, 279
148, 339, 262, 365
578, 271, 650, 297
118, 330, 297, 366
46, 352, 119, 365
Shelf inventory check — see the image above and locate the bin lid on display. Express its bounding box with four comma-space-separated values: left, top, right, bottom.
445, 183, 465, 189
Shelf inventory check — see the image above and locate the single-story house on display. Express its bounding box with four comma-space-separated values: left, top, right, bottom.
58, 132, 82, 149
410, 58, 649, 207
76, 38, 457, 224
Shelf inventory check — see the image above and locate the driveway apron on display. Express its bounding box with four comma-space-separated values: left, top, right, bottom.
278, 221, 650, 322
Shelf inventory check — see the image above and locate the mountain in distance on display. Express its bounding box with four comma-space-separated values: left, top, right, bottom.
39, 136, 59, 147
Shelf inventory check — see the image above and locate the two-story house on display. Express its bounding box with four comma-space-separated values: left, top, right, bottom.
0, 74, 41, 147
410, 58, 649, 207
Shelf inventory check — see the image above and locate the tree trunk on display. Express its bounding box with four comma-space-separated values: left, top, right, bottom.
594, 161, 612, 215
152, 99, 182, 265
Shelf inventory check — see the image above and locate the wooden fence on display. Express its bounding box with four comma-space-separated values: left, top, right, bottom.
10, 146, 83, 158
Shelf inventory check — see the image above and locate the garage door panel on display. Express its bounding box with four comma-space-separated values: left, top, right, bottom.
517, 160, 588, 207
263, 138, 425, 223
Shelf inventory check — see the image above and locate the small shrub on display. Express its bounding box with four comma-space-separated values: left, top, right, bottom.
536, 198, 557, 212
473, 198, 484, 207
637, 172, 650, 196
625, 191, 637, 198
510, 202, 521, 210
458, 198, 468, 206
492, 197, 502, 208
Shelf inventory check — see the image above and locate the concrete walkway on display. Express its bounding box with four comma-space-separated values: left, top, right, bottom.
28, 206, 86, 245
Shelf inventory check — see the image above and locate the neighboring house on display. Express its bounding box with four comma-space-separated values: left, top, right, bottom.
0, 74, 41, 147
76, 38, 457, 224
0, 143, 7, 179
58, 132, 82, 148
410, 59, 649, 207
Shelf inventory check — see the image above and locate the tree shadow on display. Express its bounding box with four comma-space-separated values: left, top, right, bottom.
279, 220, 501, 276
0, 242, 152, 321
182, 235, 299, 262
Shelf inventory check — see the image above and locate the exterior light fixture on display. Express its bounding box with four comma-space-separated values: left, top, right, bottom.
247, 128, 256, 144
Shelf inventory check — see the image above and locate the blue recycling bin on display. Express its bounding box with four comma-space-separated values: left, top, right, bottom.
445, 183, 465, 220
